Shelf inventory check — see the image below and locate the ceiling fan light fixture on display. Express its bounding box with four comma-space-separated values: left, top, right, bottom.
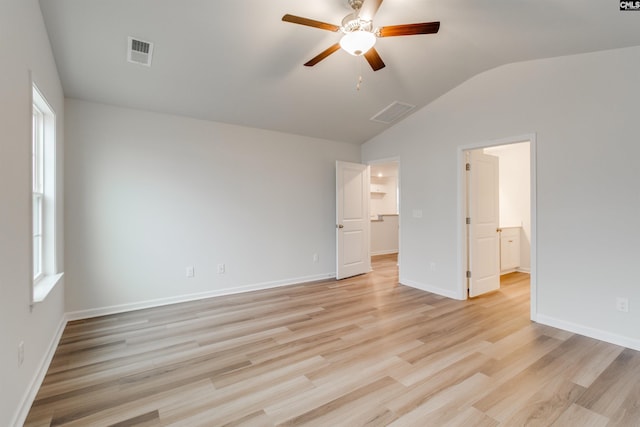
339, 30, 376, 56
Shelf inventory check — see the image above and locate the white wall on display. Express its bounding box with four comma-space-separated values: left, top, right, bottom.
64, 99, 360, 315
0, 1, 66, 425
362, 46, 640, 349
485, 142, 531, 271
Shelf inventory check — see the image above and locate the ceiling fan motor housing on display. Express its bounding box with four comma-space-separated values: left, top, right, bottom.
341, 13, 373, 33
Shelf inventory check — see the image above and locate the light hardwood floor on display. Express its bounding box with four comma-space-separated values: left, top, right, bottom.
25, 254, 640, 426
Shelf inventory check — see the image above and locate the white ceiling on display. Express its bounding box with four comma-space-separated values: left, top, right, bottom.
39, 0, 640, 144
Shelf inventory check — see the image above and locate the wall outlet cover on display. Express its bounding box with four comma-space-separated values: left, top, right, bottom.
616, 297, 629, 313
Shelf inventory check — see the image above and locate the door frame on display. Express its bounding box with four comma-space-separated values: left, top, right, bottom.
457, 134, 537, 321
367, 157, 401, 273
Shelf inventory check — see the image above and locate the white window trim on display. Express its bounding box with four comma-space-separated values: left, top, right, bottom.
31, 81, 63, 304
33, 273, 64, 303
33, 105, 44, 282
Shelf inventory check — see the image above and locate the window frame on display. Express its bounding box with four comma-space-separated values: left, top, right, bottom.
32, 104, 44, 283
31, 82, 63, 304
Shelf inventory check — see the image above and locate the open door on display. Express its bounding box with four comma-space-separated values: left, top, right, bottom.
336, 161, 370, 280
467, 150, 500, 297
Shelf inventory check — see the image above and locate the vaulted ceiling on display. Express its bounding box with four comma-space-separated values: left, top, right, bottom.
39, 0, 640, 144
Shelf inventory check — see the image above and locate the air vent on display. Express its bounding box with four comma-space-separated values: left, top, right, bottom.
127, 36, 154, 66
370, 101, 416, 124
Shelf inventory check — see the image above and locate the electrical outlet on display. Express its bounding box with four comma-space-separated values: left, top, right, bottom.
186, 266, 195, 278
430, 262, 436, 271
18, 341, 24, 366
313, 253, 319, 263
616, 297, 629, 313
217, 264, 225, 274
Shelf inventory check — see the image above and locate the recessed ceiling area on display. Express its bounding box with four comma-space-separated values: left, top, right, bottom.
370, 161, 398, 179
38, 0, 640, 144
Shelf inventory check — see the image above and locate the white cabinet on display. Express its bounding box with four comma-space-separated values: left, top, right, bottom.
370, 214, 399, 255
370, 175, 398, 217
500, 227, 521, 273
370, 179, 386, 194
370, 184, 385, 194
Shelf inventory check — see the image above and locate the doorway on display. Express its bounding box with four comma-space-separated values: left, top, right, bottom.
369, 160, 400, 271
459, 136, 536, 320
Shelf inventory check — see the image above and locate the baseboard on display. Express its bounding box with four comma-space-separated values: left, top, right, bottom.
12, 315, 67, 427
371, 250, 399, 256
65, 272, 336, 321
501, 268, 530, 275
536, 314, 640, 352
400, 276, 464, 300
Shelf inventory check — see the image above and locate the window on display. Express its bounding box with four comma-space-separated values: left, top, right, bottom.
31, 83, 62, 303
32, 104, 44, 281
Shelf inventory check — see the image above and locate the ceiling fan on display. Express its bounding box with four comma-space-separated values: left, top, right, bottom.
282, 0, 440, 71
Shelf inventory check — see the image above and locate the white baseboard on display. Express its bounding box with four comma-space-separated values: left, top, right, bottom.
500, 268, 530, 276
400, 277, 464, 300
536, 314, 640, 352
65, 272, 336, 321
12, 316, 67, 427
371, 250, 399, 256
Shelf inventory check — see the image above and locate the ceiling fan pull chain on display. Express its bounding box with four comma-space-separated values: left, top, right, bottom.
356, 74, 363, 91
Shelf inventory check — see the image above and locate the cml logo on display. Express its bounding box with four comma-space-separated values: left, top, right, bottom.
620, 1, 640, 10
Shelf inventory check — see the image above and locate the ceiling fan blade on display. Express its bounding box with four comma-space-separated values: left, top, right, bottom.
364, 47, 385, 71
378, 21, 440, 37
358, 0, 383, 21
282, 14, 340, 32
304, 43, 341, 67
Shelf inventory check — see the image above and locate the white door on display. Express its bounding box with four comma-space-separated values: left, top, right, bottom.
468, 150, 500, 297
336, 161, 370, 280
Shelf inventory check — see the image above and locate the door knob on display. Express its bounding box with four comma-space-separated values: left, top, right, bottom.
337, 224, 344, 229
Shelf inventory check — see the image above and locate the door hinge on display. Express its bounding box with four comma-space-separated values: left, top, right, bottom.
465, 163, 470, 171
466, 217, 471, 225
466, 270, 472, 278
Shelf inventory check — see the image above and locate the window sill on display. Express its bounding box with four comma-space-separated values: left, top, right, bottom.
33, 272, 64, 304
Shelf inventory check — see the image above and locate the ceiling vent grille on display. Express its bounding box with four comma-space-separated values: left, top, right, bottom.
370, 101, 416, 124
127, 36, 154, 66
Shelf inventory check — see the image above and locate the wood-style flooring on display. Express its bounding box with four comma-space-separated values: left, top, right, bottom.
25, 254, 640, 426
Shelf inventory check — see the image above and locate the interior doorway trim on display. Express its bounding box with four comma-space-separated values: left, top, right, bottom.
367, 156, 401, 274
457, 134, 537, 321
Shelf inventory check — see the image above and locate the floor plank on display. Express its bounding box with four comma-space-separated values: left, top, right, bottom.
24, 255, 640, 426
